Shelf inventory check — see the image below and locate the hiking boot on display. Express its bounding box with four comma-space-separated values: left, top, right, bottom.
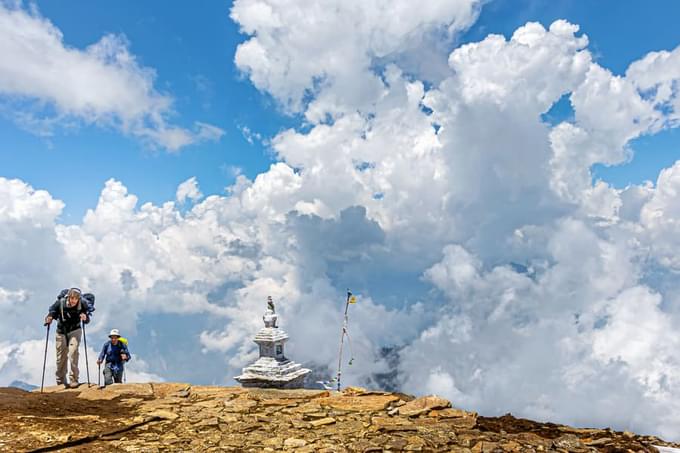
67, 382, 80, 389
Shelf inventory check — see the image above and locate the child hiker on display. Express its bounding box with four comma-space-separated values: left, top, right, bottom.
97, 329, 131, 385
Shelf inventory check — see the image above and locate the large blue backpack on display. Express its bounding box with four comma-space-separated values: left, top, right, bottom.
57, 289, 95, 319
82, 293, 96, 317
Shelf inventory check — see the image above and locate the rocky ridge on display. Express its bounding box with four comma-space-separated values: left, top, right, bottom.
0, 384, 677, 452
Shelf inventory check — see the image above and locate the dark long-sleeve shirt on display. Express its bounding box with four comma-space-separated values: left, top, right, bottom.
98, 341, 131, 372
47, 298, 89, 335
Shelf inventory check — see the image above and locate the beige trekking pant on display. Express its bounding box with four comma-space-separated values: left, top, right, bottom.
55, 329, 81, 384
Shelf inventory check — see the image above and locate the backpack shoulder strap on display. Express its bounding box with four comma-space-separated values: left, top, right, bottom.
60, 298, 64, 320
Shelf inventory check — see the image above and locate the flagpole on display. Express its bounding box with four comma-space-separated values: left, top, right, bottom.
336, 290, 351, 391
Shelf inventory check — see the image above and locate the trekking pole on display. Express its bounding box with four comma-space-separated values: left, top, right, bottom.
335, 290, 352, 391
81, 321, 91, 387
41, 322, 50, 393
98, 362, 101, 388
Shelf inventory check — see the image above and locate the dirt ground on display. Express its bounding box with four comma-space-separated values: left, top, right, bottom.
476, 414, 673, 453
478, 413, 583, 437
0, 387, 135, 452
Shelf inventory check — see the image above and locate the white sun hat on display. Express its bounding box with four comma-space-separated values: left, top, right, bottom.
108, 329, 121, 338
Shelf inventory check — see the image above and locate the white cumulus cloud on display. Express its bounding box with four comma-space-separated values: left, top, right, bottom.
176, 177, 203, 204
0, 3, 223, 151
231, 0, 483, 121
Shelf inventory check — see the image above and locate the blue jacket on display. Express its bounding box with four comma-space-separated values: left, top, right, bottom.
98, 340, 131, 372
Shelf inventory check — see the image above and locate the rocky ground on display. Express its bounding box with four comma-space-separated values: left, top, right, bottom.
0, 384, 678, 452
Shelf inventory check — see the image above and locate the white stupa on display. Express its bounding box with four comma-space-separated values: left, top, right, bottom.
235, 297, 311, 388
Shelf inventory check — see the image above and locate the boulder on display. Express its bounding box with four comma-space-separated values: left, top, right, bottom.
398, 395, 451, 416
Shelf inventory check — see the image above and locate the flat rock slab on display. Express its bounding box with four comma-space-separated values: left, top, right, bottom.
148, 382, 191, 397
223, 395, 259, 413
371, 416, 417, 432
145, 409, 179, 421
309, 417, 336, 427
246, 388, 330, 400
429, 408, 475, 418
316, 394, 399, 412
77, 383, 155, 400
187, 385, 246, 398
398, 395, 451, 416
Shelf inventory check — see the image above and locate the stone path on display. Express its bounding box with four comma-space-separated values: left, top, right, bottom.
0, 384, 677, 452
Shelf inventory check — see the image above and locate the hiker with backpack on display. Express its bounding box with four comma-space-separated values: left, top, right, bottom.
44, 288, 93, 388
97, 329, 131, 386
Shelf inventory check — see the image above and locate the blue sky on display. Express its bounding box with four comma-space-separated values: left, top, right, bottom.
1, 0, 678, 221
0, 0, 297, 222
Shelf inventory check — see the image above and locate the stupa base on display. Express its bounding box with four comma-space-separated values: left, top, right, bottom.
235, 372, 309, 389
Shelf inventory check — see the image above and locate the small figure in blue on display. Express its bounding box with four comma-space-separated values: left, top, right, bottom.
97, 329, 131, 385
